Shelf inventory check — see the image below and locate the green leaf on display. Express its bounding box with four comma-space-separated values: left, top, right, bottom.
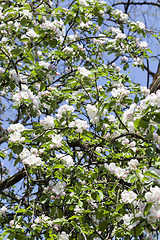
145, 133, 153, 140
83, 79, 92, 86
7, 233, 16, 240
139, 117, 149, 129
152, 113, 160, 124
141, 176, 150, 182
10, 81, 15, 90
99, 220, 108, 231
122, 96, 133, 105
81, 95, 90, 100
11, 48, 22, 56
98, 16, 103, 26
134, 95, 139, 104
143, 170, 159, 179
48, 39, 57, 48
12, 145, 23, 155
40, 81, 46, 91
61, 87, 71, 93
143, 202, 153, 216
134, 225, 143, 236
53, 164, 65, 169
146, 145, 156, 158
9, 151, 13, 161
69, 215, 81, 220
0, 151, 5, 158
76, 102, 81, 111
51, 100, 56, 111
57, 208, 63, 218
134, 118, 139, 130
40, 195, 49, 204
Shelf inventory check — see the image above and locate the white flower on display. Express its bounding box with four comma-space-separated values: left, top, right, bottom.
120, 56, 128, 61
56, 154, 74, 167
20, 148, 31, 160
57, 104, 75, 119
134, 57, 143, 66
115, 167, 126, 178
1, 206, 7, 213
111, 87, 130, 98
78, 67, 91, 77
10, 220, 15, 226
62, 47, 73, 53
140, 86, 150, 96
127, 121, 134, 132
116, 33, 126, 39
7, 123, 25, 132
114, 9, 128, 21
74, 205, 81, 213
86, 104, 98, 119
59, 231, 69, 240
123, 213, 133, 226
51, 134, 63, 148
22, 10, 32, 19
39, 61, 50, 69
136, 21, 145, 29
26, 29, 39, 38
52, 182, 66, 195
139, 41, 148, 48
107, 115, 116, 122
69, 119, 88, 133
128, 159, 139, 170
23, 154, 42, 166
105, 162, 117, 174
34, 217, 42, 223
9, 132, 25, 143
121, 190, 137, 203
40, 116, 55, 129
95, 147, 102, 153
145, 186, 160, 202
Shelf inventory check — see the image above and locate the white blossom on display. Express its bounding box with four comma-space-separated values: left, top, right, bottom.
57, 104, 75, 119
86, 104, 98, 119
51, 134, 63, 148
56, 154, 74, 167
128, 159, 139, 170
40, 116, 55, 129
78, 67, 91, 77
52, 182, 66, 195
139, 41, 148, 48
7, 123, 25, 132
140, 86, 150, 96
26, 29, 39, 38
59, 231, 69, 240
69, 119, 88, 133
134, 57, 143, 66
121, 190, 137, 203
136, 21, 145, 29
1, 206, 7, 213
9, 132, 25, 143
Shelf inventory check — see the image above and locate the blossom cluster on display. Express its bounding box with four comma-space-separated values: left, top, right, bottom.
44, 180, 66, 197
31, 214, 53, 229
69, 119, 89, 133
56, 154, 74, 167
12, 85, 40, 112
59, 232, 69, 240
20, 148, 43, 167
40, 116, 55, 129
56, 104, 75, 119
8, 123, 25, 144
86, 104, 106, 124
111, 86, 130, 98
105, 162, 128, 179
